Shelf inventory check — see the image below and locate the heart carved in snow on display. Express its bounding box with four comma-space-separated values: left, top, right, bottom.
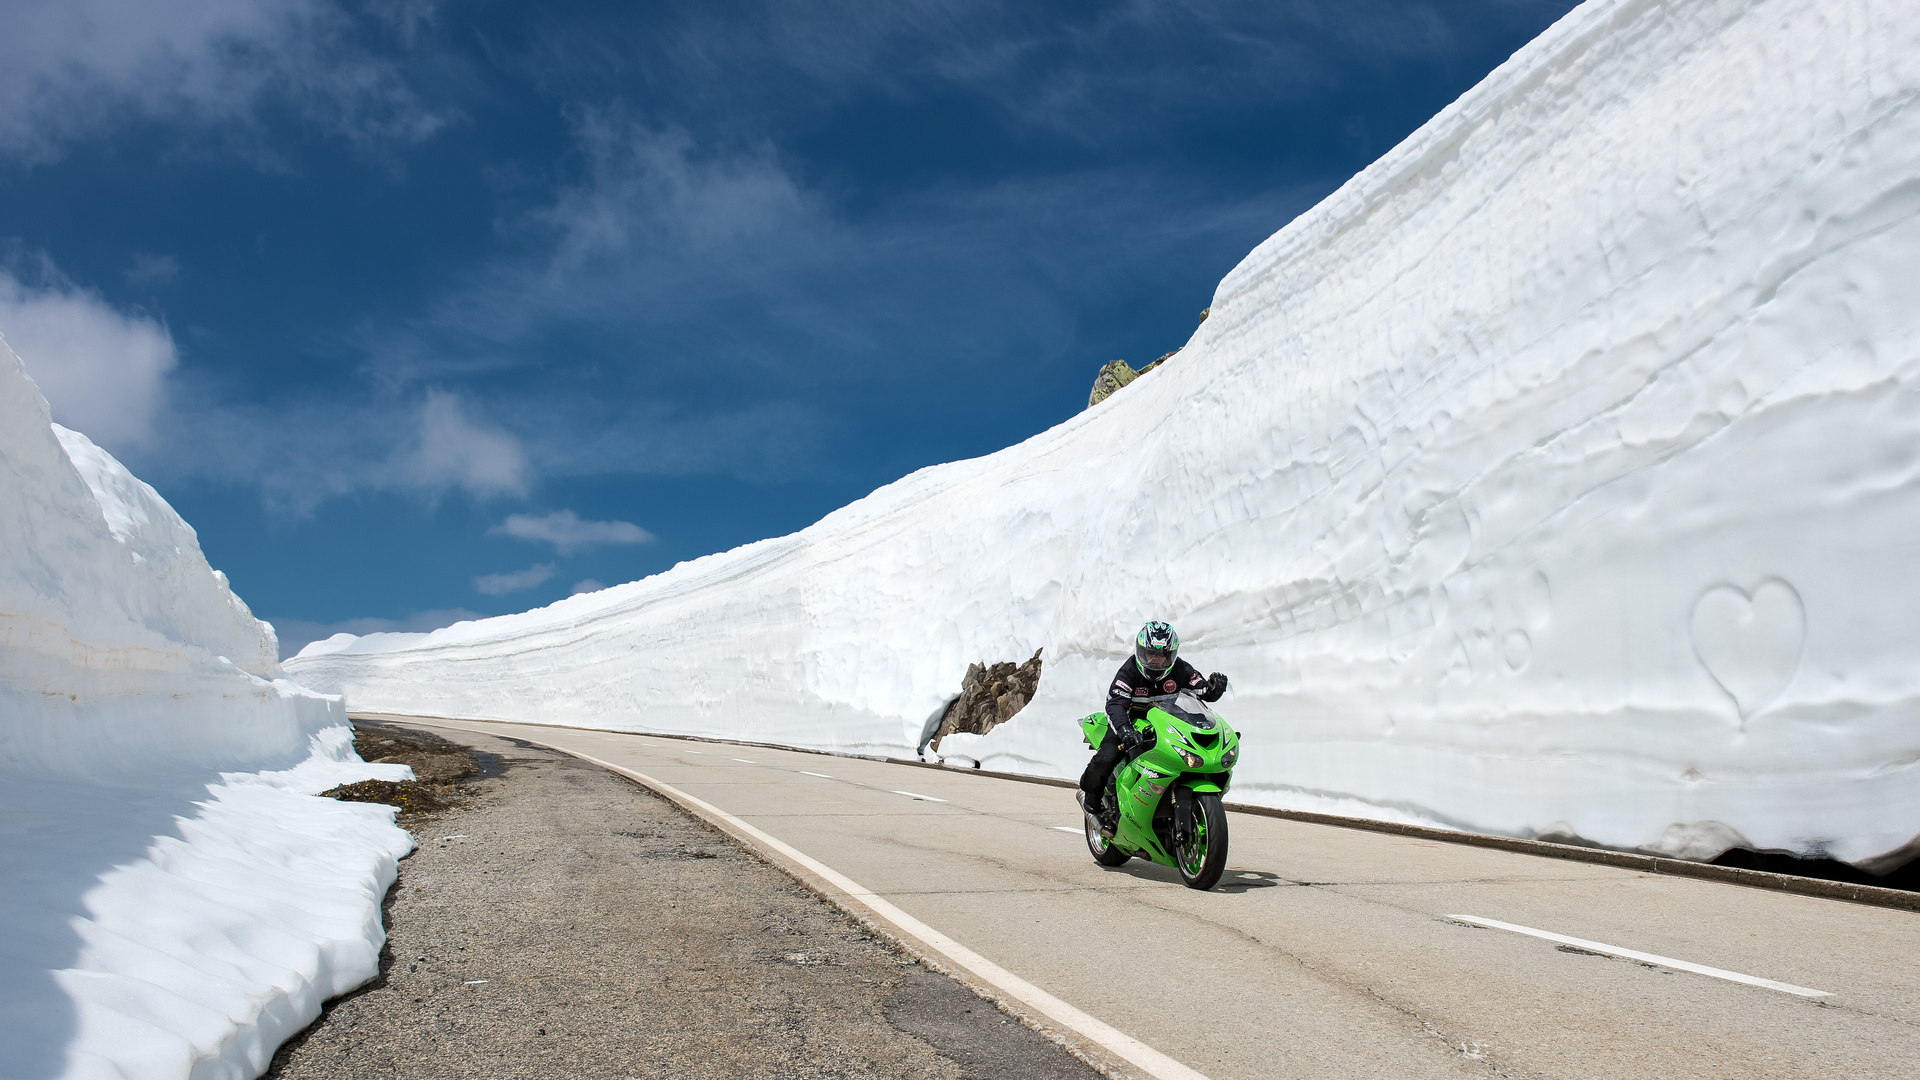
1689, 579, 1805, 721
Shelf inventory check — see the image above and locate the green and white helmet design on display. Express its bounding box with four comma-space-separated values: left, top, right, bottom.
1135, 621, 1179, 678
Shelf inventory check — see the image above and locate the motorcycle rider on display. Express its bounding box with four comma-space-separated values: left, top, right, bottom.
1078, 621, 1228, 832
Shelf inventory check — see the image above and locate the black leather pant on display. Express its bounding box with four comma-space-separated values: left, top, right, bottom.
1079, 729, 1127, 806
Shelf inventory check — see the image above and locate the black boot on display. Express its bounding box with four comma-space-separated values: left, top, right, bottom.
1077, 790, 1116, 840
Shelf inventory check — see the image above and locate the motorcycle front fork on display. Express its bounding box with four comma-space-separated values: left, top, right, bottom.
1172, 787, 1195, 845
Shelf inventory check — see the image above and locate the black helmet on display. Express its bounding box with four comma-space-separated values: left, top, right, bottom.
1134, 621, 1179, 679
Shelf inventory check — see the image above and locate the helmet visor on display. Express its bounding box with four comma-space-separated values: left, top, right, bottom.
1136, 641, 1175, 677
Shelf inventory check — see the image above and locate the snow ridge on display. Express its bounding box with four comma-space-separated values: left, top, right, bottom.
292, 0, 1920, 872
0, 337, 412, 1079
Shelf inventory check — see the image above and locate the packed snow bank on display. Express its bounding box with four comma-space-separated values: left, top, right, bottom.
292, 0, 1920, 873
0, 337, 413, 1080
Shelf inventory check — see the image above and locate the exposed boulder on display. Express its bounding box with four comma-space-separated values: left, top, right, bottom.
1087, 360, 1139, 407
931, 649, 1043, 750
1084, 306, 1207, 408
1087, 352, 1181, 408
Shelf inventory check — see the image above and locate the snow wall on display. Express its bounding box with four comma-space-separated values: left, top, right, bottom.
291, 0, 1920, 873
0, 337, 413, 1080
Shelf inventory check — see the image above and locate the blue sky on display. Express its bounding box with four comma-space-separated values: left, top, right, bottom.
0, 0, 1578, 656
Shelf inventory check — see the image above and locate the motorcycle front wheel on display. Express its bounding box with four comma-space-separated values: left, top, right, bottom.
1175, 792, 1229, 890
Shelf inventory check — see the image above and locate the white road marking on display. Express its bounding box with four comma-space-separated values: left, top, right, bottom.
1448, 915, 1831, 998
558, 747, 1212, 1080
684, 750, 704, 754
732, 758, 758, 764
892, 790, 947, 802
464, 980, 488, 985
800, 771, 833, 778
1052, 826, 1083, 833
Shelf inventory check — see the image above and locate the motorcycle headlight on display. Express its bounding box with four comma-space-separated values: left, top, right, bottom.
1176, 747, 1203, 769
1222, 745, 1239, 768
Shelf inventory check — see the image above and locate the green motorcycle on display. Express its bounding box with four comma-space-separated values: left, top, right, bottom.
1078, 692, 1241, 890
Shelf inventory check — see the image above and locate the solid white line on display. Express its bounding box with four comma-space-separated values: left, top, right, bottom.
562, 747, 1211, 1080
732, 758, 758, 764
892, 790, 947, 802
799, 771, 833, 778
1448, 915, 1831, 998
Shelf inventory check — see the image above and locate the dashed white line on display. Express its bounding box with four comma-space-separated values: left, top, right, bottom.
1448, 915, 1832, 998
732, 758, 758, 764
800, 771, 833, 778
684, 750, 704, 754
892, 790, 946, 802
1051, 826, 1083, 833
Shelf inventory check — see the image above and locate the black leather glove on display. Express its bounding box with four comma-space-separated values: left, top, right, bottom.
1206, 672, 1229, 700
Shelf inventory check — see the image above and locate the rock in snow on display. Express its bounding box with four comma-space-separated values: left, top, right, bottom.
0, 338, 412, 1079
291, 0, 1920, 874
929, 650, 1045, 751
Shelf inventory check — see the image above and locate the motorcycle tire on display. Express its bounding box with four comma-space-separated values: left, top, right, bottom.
1084, 803, 1130, 867
1175, 792, 1229, 890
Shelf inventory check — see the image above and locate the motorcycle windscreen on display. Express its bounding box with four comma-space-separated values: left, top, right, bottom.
1158, 692, 1218, 729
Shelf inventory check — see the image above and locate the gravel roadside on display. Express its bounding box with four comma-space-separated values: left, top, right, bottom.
269, 721, 1104, 1080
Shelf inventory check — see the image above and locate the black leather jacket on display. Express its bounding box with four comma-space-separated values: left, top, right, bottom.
1103, 657, 1221, 735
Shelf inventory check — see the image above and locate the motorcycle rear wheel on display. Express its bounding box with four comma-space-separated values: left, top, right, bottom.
1175, 792, 1229, 890
1084, 803, 1130, 867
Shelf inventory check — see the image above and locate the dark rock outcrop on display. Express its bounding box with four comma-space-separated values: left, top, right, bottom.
931, 649, 1043, 750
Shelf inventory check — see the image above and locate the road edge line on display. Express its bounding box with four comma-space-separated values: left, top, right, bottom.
420, 717, 1210, 1080
563, 746, 1212, 1080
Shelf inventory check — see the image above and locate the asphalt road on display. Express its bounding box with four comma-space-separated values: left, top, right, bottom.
269, 724, 1103, 1080
382, 716, 1920, 1080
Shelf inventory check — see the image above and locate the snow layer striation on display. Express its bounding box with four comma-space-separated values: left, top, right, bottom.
290, 0, 1920, 872
0, 338, 413, 1080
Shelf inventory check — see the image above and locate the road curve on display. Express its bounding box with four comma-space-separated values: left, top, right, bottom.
380, 716, 1920, 1080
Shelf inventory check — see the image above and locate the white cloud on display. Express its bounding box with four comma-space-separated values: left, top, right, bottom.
537, 113, 812, 272
0, 266, 177, 448
399, 389, 530, 497
474, 562, 555, 596
490, 509, 653, 555
0, 0, 450, 162
267, 605, 484, 659
570, 579, 607, 595
125, 381, 538, 515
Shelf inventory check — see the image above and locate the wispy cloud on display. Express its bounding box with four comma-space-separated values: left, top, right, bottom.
124, 253, 181, 288
0, 0, 454, 163
474, 562, 556, 596
403, 390, 530, 497
491, 509, 652, 556
515, 0, 1514, 145
52, 79, 1311, 515
0, 258, 176, 447
31, 1, 1553, 520
570, 578, 606, 595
